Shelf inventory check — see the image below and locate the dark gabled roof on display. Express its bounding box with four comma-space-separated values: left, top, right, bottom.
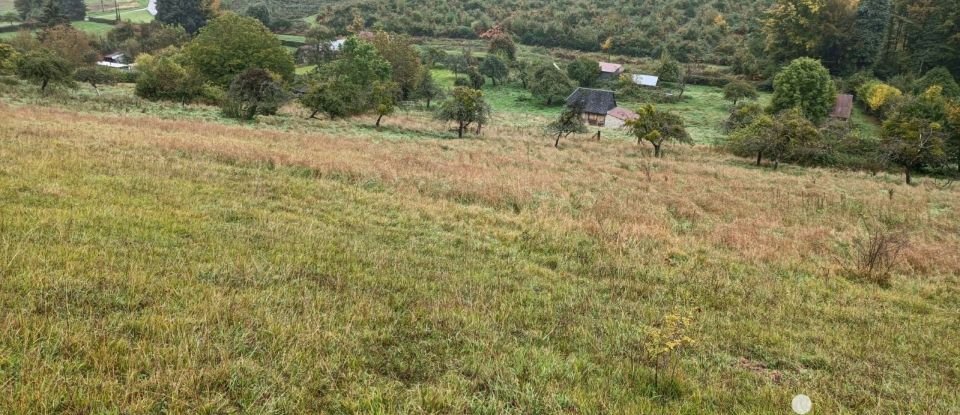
566, 88, 617, 115
831, 94, 854, 119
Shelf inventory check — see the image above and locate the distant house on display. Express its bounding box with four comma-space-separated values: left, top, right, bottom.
831, 94, 854, 121
598, 62, 624, 80
102, 52, 128, 64
96, 52, 132, 70
632, 74, 659, 88
605, 107, 639, 129
566, 88, 617, 127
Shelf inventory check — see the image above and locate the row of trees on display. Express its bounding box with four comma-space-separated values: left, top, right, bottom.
14, 0, 85, 23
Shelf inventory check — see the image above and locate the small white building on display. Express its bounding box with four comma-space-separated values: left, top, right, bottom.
632, 74, 659, 88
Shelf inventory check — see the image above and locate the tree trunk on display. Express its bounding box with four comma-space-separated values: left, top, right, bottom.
905, 166, 912, 185
458, 123, 464, 138
756, 151, 762, 166
308, 110, 319, 119
41, 78, 48, 94
654, 143, 662, 158
426, 98, 431, 109
376, 114, 383, 128
555, 132, 562, 148
774, 158, 780, 170
93, 84, 101, 97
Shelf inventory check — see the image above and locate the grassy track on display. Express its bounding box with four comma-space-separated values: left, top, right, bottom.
0, 97, 958, 413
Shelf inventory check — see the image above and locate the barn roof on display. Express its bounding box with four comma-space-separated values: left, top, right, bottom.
831, 94, 854, 120
607, 107, 639, 121
632, 74, 659, 87
566, 88, 617, 115
599, 62, 623, 73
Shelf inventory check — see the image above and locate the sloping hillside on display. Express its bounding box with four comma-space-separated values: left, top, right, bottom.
1, 103, 958, 413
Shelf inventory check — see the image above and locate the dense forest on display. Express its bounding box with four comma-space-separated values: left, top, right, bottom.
223, 0, 958, 79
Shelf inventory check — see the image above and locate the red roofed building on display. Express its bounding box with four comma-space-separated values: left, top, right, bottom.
831, 94, 854, 121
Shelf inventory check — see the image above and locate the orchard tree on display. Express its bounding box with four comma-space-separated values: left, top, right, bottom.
723, 80, 758, 106
156, 0, 219, 34
479, 54, 508, 86
16, 49, 73, 93
727, 108, 821, 168
547, 103, 587, 147
567, 57, 599, 87
436, 87, 490, 138
2, 11, 22, 25
771, 57, 837, 124
657, 49, 681, 83
302, 36, 392, 120
73, 66, 117, 96
371, 80, 399, 127
625, 104, 692, 158
38, 25, 96, 67
222, 68, 287, 120
300, 80, 353, 119
183, 13, 294, 87
487, 33, 516, 61
882, 95, 950, 184
530, 64, 573, 106
414, 68, 443, 109
371, 31, 422, 100
465, 66, 485, 89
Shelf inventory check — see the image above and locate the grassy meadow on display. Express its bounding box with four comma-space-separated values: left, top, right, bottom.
1, 72, 959, 413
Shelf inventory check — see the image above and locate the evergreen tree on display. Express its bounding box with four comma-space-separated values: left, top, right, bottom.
849, 0, 890, 70
156, 0, 218, 34
39, 0, 69, 27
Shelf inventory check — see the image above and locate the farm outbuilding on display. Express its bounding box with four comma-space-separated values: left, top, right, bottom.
632, 74, 659, 88
605, 107, 639, 129
566, 88, 617, 127
598, 62, 624, 80
831, 94, 854, 121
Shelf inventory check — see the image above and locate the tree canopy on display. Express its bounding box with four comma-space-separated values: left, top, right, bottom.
182, 13, 294, 87
771, 57, 836, 124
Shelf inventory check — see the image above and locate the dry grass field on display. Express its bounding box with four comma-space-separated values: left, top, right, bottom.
1, 97, 958, 413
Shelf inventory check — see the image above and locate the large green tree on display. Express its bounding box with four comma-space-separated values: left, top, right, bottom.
479, 54, 508, 86
530, 64, 573, 106
301, 36, 392, 120
567, 57, 599, 87
771, 57, 837, 124
183, 13, 294, 87
370, 31, 422, 101
222, 67, 287, 120
156, 0, 219, 34
15, 49, 73, 93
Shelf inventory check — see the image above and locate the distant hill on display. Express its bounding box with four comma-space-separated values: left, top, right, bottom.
225, 0, 774, 63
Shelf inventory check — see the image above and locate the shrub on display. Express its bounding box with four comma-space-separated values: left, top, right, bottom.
134, 53, 203, 103
771, 57, 836, 124
848, 222, 909, 287
221, 68, 287, 120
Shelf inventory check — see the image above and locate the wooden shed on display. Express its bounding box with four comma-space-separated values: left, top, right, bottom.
566, 88, 617, 127
831, 94, 854, 121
